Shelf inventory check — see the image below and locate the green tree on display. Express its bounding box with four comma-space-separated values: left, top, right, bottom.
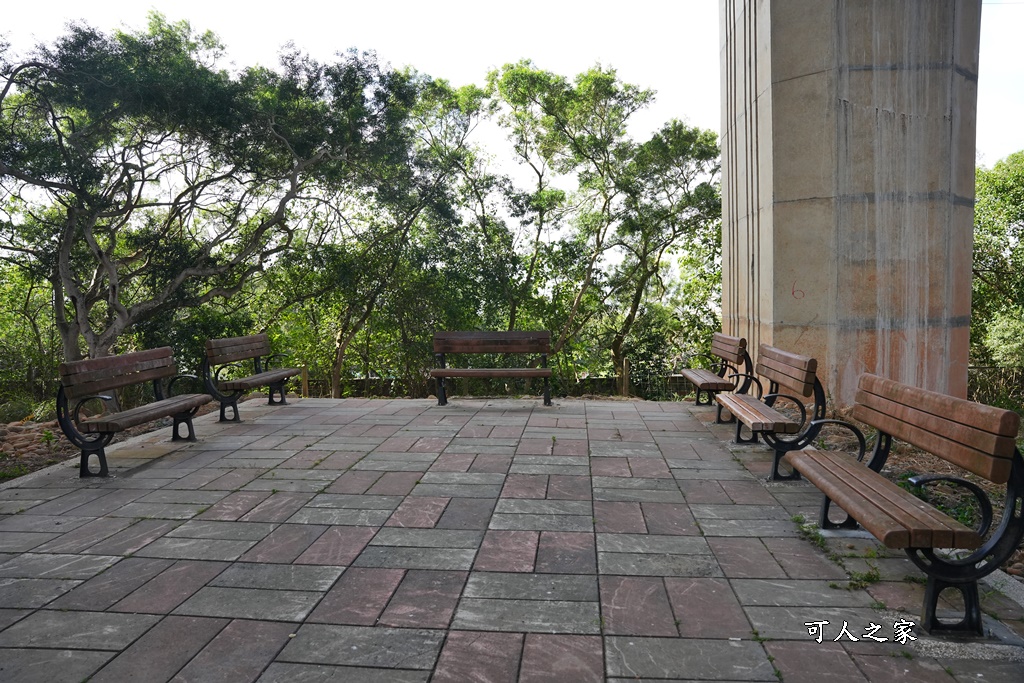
606, 120, 720, 383
972, 151, 1024, 365
0, 14, 416, 360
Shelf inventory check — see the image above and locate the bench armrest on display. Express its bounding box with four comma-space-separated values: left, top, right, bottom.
73, 394, 114, 428
728, 373, 762, 399
212, 362, 243, 382
168, 374, 202, 396
808, 418, 867, 461
906, 474, 994, 538
264, 353, 290, 370
764, 392, 808, 427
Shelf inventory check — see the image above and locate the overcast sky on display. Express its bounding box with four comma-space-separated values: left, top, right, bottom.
2, 0, 1021, 166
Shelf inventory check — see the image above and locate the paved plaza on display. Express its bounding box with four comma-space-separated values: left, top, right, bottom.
1, 396, 1023, 681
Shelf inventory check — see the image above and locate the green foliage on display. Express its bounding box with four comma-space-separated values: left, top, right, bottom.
621, 305, 682, 400
972, 151, 1024, 365
1, 16, 727, 399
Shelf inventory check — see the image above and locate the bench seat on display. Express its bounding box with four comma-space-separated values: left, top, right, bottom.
713, 343, 826, 480
80, 394, 213, 433
716, 393, 802, 434
781, 373, 1024, 636
679, 368, 735, 393
56, 346, 211, 477
218, 367, 302, 392
432, 331, 552, 406
681, 333, 751, 408
204, 334, 299, 421
785, 448, 981, 549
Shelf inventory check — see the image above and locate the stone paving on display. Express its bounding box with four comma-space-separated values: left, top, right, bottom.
1, 396, 1023, 682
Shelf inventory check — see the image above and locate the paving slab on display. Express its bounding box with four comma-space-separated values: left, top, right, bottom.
0, 396, 1022, 682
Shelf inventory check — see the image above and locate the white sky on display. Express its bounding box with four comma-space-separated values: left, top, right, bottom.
1, 0, 1022, 166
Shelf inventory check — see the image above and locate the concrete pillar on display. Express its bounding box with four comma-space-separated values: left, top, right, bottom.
720, 0, 980, 405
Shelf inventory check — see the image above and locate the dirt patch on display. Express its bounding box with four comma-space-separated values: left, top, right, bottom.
0, 401, 228, 483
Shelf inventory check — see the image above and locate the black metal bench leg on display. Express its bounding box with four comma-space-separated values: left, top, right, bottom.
818, 496, 860, 531
922, 577, 984, 636
219, 399, 241, 423
715, 402, 735, 424
543, 377, 551, 406
437, 377, 447, 406
268, 381, 288, 405
734, 421, 758, 444
770, 450, 802, 481
172, 414, 199, 442
79, 445, 109, 478
695, 388, 712, 406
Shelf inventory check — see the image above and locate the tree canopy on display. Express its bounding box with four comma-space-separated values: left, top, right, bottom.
0, 13, 724, 410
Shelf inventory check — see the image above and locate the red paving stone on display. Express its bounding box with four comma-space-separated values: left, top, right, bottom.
377, 569, 467, 628
500, 473, 548, 498
590, 457, 632, 477
432, 631, 524, 683
665, 577, 753, 639
308, 567, 405, 624
366, 471, 423, 496
641, 502, 700, 535
547, 475, 592, 500
600, 576, 678, 636
519, 634, 604, 682
240, 524, 327, 563
294, 526, 376, 565
2, 397, 1021, 683
474, 530, 538, 572
239, 492, 314, 522
535, 531, 597, 574
385, 496, 450, 528
593, 500, 647, 533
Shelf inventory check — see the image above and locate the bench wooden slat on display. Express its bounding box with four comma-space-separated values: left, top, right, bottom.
58, 347, 173, 377
60, 355, 175, 386
855, 388, 1016, 459
59, 348, 181, 400
717, 393, 801, 433
709, 333, 747, 366
206, 333, 274, 365
433, 331, 550, 355
81, 394, 212, 432
755, 345, 817, 397
786, 448, 982, 549
804, 448, 969, 548
679, 368, 735, 393
430, 368, 553, 379
219, 368, 303, 391
786, 450, 913, 547
859, 373, 1020, 436
852, 401, 1014, 484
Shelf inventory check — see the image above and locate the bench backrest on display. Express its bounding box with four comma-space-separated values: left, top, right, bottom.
755, 344, 817, 398
206, 333, 273, 365
853, 373, 1020, 484
59, 347, 177, 400
433, 331, 550, 355
710, 333, 747, 365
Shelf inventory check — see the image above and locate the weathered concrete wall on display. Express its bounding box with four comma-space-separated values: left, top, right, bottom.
720, 0, 980, 405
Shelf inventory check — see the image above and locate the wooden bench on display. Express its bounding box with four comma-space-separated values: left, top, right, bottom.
715, 343, 826, 480
56, 347, 213, 477
783, 373, 1024, 636
679, 332, 752, 422
430, 331, 553, 406
202, 333, 301, 422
